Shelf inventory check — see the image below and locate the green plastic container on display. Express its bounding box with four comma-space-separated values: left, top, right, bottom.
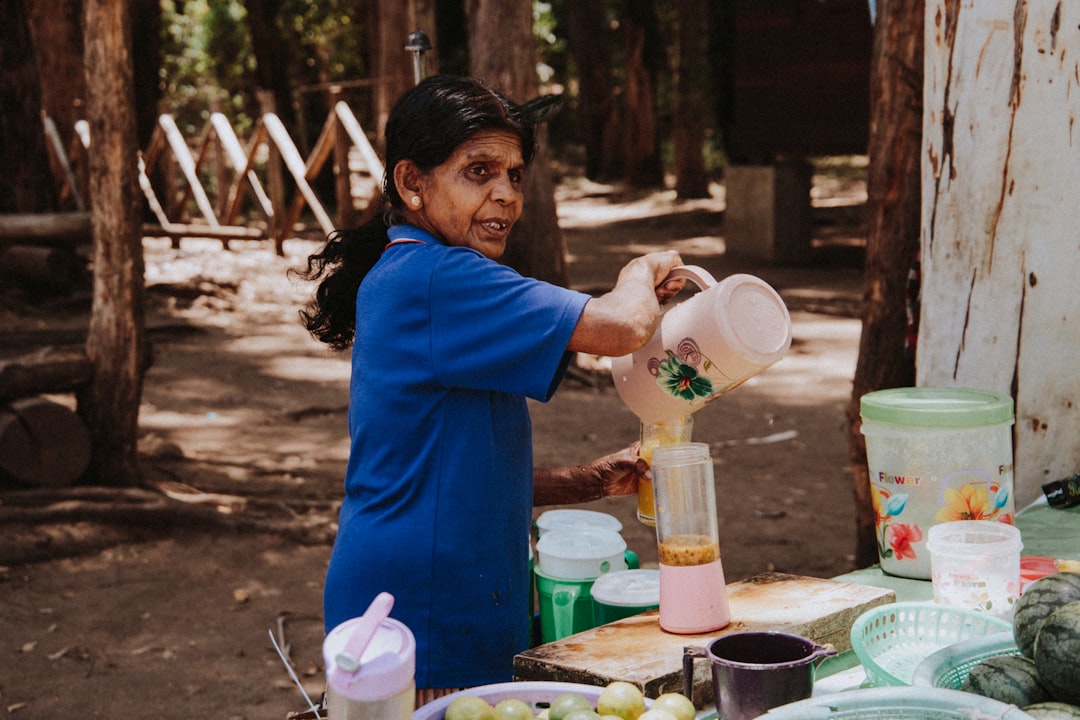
860, 387, 1016, 580
534, 568, 598, 643
590, 569, 660, 624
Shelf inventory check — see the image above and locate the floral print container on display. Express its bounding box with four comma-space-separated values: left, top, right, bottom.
860, 387, 1016, 580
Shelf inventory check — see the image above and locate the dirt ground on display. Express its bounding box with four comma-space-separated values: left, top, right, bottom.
0, 174, 867, 719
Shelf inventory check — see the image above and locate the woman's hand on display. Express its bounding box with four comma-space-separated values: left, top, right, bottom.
533, 444, 650, 506
588, 443, 650, 498
655, 275, 686, 305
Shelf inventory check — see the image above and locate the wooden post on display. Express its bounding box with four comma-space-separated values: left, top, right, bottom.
210, 98, 229, 222
210, 113, 274, 225
331, 87, 356, 229
258, 90, 286, 241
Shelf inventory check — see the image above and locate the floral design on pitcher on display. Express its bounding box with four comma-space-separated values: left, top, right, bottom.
647, 338, 735, 402
934, 480, 1012, 523
872, 484, 923, 562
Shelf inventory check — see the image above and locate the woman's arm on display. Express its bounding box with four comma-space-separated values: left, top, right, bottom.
566, 250, 685, 357
533, 445, 649, 506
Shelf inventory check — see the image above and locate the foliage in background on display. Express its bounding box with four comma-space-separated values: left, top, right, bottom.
156, 0, 727, 181
160, 0, 368, 145
160, 0, 255, 135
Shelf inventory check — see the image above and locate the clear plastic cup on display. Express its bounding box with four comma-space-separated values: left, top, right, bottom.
926, 520, 1023, 619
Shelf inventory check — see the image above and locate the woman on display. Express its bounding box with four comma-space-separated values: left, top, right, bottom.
298, 74, 683, 699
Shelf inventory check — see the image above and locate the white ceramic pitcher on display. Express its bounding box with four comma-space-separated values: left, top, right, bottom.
611, 266, 792, 424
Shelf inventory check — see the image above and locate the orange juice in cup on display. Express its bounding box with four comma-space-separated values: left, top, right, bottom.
637, 417, 693, 526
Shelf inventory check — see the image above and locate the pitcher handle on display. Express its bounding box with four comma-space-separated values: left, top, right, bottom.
663, 265, 717, 292
682, 645, 709, 700
552, 583, 581, 641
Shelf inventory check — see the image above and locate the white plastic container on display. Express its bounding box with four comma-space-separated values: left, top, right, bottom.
860, 387, 1016, 580
323, 593, 415, 720
927, 520, 1023, 619
535, 528, 627, 580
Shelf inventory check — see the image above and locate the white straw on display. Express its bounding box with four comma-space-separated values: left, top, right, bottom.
268, 628, 322, 719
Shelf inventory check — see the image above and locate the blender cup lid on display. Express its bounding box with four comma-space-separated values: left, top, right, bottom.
860, 387, 1014, 427
323, 615, 415, 701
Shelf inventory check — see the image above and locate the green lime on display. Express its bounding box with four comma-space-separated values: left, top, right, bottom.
446, 696, 495, 720
651, 693, 695, 720
563, 710, 602, 720
548, 693, 594, 720
597, 682, 646, 720
493, 699, 534, 720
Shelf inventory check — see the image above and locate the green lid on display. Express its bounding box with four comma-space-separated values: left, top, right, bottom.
860, 387, 1013, 428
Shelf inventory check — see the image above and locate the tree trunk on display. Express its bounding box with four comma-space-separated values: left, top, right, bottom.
373, 0, 438, 144
847, 0, 923, 568
920, 1, 1080, 507
673, 0, 711, 199
564, 0, 619, 182
25, 0, 86, 190
0, 0, 59, 213
466, 0, 569, 287
622, 0, 664, 188
242, 0, 297, 133
130, 0, 163, 149
78, 0, 147, 486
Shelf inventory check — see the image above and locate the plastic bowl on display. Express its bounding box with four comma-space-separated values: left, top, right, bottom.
849, 602, 1012, 687
758, 686, 1032, 719
910, 631, 1021, 689
412, 681, 650, 720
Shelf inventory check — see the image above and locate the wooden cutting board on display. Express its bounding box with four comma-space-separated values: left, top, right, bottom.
513, 572, 895, 705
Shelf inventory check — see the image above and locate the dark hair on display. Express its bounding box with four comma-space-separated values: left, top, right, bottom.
294, 75, 536, 350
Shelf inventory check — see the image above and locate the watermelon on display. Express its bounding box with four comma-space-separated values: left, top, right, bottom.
1013, 572, 1080, 658
1034, 601, 1080, 705
1023, 702, 1080, 719
961, 654, 1051, 707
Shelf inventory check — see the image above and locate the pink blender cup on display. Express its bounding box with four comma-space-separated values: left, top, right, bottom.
652, 442, 730, 634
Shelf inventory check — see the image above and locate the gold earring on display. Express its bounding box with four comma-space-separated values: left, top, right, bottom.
410, 196, 421, 207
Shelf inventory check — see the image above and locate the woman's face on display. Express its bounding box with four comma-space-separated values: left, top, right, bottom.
405, 130, 526, 259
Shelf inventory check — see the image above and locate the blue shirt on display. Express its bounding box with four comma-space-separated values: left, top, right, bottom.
323, 225, 590, 688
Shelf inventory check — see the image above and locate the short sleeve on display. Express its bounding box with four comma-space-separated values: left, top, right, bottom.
429, 248, 589, 400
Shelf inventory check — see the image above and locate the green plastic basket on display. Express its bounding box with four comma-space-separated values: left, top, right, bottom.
849, 602, 1013, 687
759, 686, 1033, 719
911, 631, 1021, 689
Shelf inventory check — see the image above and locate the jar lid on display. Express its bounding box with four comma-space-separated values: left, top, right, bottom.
536, 528, 626, 560
590, 569, 660, 607
535, 509, 623, 537
323, 609, 415, 701
860, 387, 1014, 428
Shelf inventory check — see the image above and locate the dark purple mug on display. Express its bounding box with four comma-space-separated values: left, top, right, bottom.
683, 631, 836, 720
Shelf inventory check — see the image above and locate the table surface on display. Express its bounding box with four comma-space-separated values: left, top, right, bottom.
813, 497, 1080, 693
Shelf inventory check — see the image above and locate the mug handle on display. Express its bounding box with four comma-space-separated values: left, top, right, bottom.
682, 645, 709, 700
662, 265, 718, 292
809, 642, 838, 666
